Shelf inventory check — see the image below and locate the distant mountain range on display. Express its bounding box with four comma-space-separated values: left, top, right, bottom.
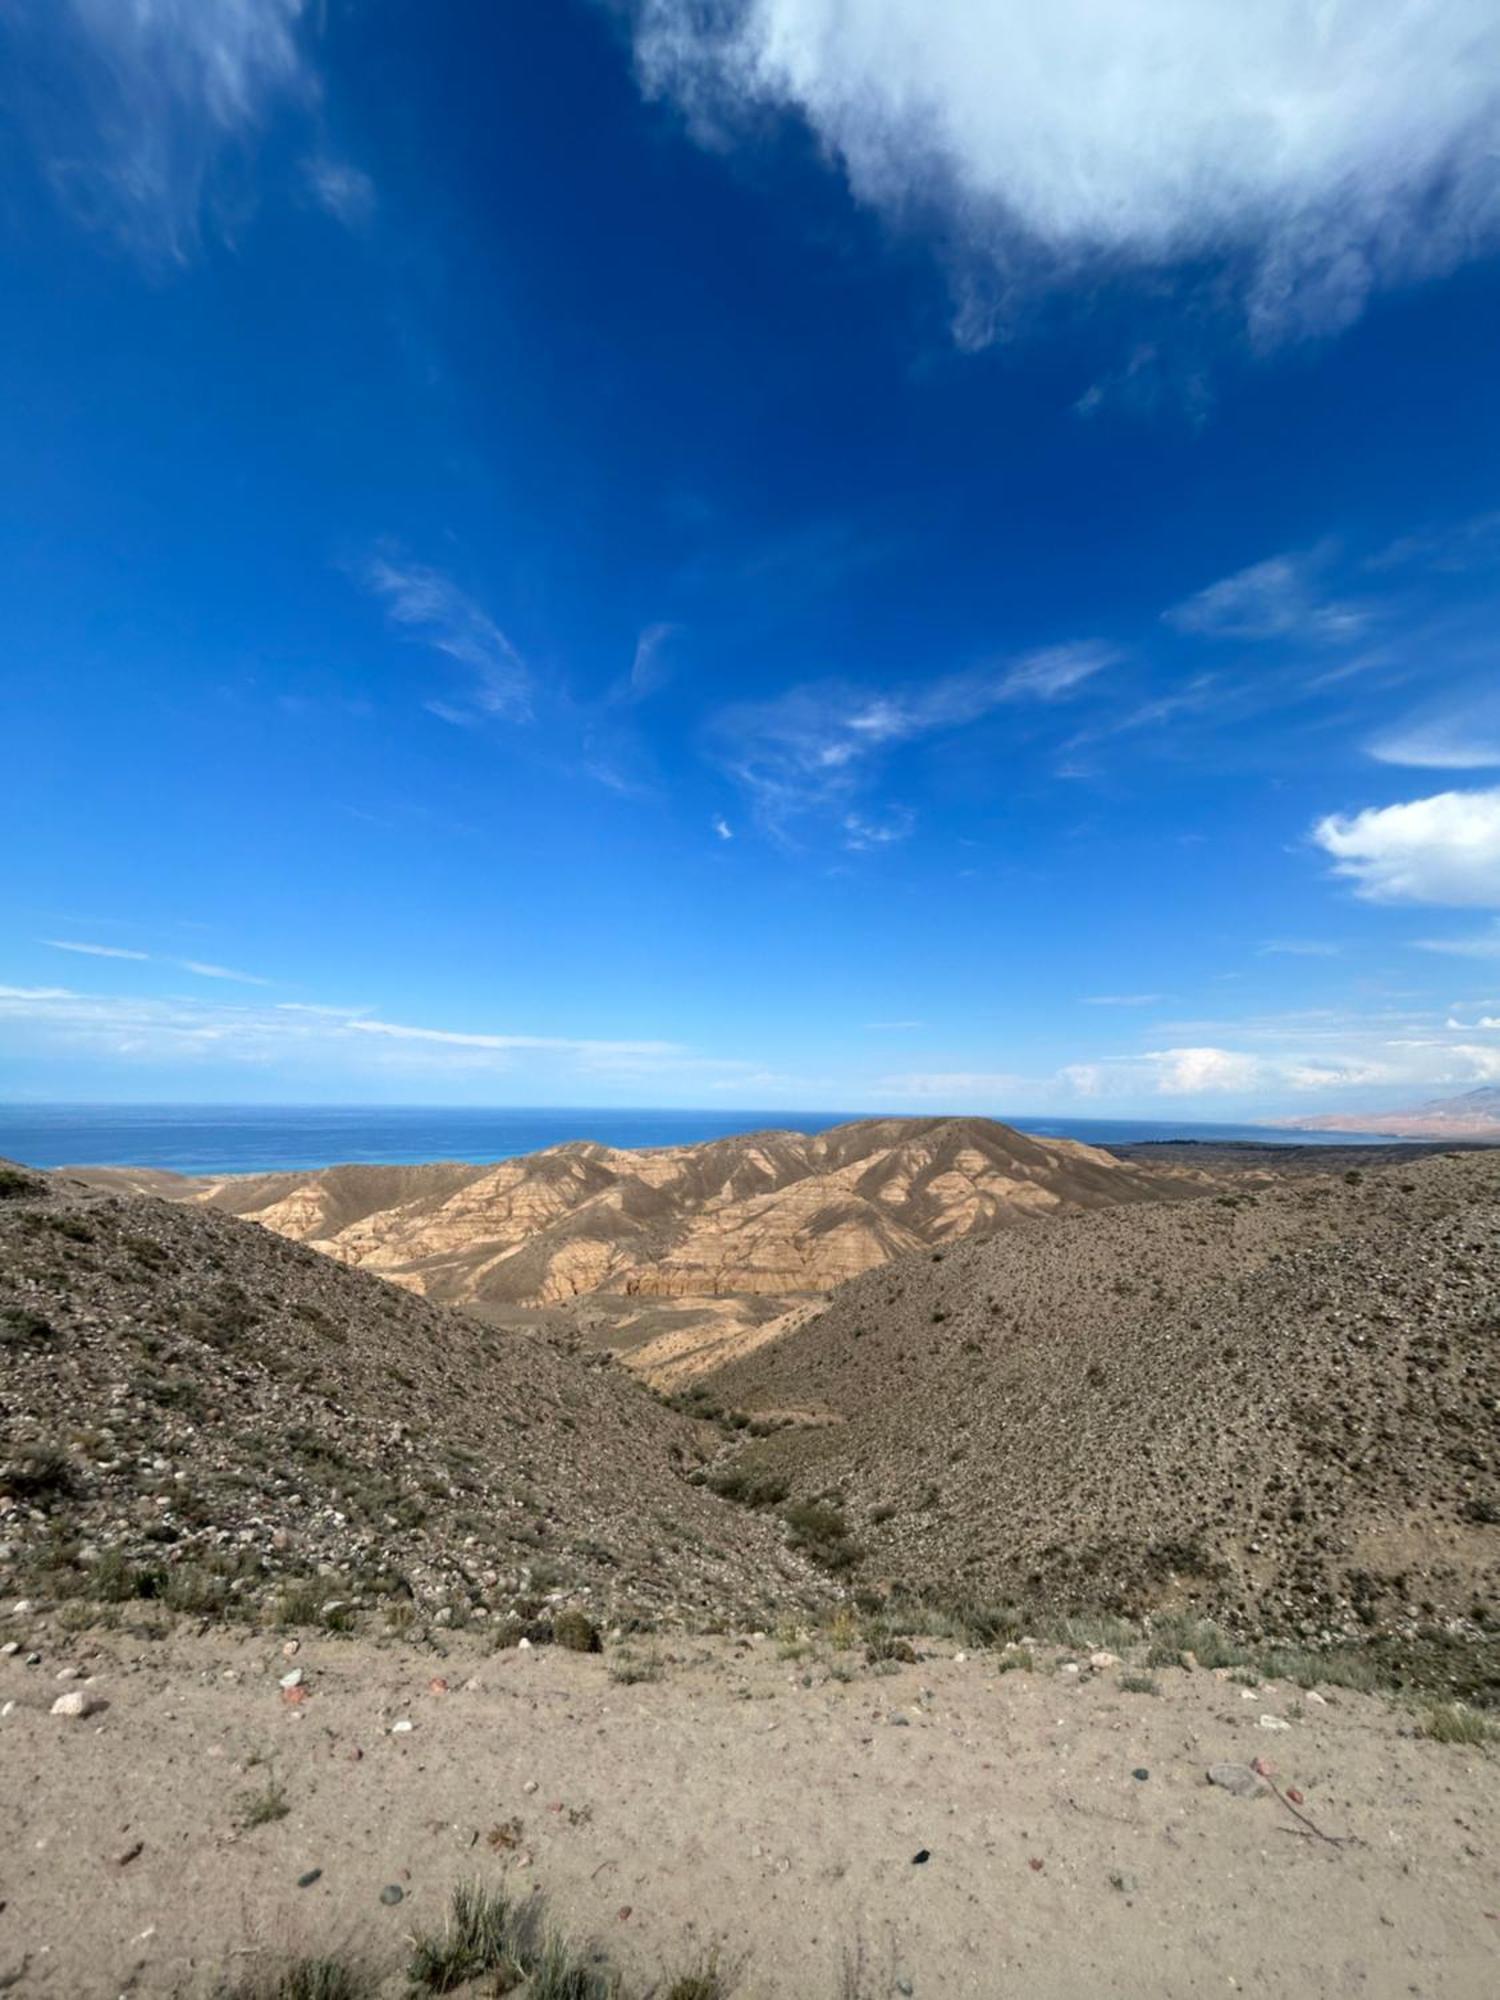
79, 1116, 1208, 1321
1278, 1084, 1500, 1141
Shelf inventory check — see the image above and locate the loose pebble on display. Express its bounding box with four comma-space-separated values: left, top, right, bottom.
379, 1885, 404, 1906
51, 1690, 103, 1720
298, 1869, 323, 1888
1207, 1763, 1262, 1798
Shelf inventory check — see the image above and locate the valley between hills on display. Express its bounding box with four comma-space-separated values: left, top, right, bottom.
2, 1118, 1497, 1998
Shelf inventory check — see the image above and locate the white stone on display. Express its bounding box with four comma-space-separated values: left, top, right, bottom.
51, 1690, 103, 1719
1090, 1651, 1121, 1669
1258, 1713, 1292, 1731
390, 1718, 415, 1734
279, 1668, 304, 1690
12, 1600, 34, 1616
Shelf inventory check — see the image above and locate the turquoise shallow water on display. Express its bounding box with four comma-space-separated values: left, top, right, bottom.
0, 1103, 1397, 1177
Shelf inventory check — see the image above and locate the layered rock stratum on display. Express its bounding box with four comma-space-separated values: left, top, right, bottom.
83, 1117, 1208, 1321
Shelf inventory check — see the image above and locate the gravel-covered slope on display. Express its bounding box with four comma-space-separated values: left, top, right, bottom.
0, 1166, 826, 1629
700, 1151, 1500, 1640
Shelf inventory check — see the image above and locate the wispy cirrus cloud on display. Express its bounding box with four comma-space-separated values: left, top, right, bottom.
713, 641, 1116, 838
12, 0, 316, 261
304, 155, 376, 229
1367, 699, 1500, 772
1165, 549, 1370, 644
362, 553, 533, 725
44, 939, 150, 961
0, 984, 761, 1083
631, 1, 1500, 350
42, 939, 270, 985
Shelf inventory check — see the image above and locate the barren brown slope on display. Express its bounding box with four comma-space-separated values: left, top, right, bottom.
693, 1151, 1500, 1646
0, 1165, 827, 1630
99, 1117, 1210, 1315
1280, 1084, 1500, 1141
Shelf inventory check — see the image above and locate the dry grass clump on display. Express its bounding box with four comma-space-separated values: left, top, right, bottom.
214, 1956, 369, 2000
1418, 1702, 1498, 1747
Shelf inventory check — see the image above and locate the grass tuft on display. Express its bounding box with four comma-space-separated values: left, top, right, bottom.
1418, 1702, 1498, 1746
408, 1879, 527, 1993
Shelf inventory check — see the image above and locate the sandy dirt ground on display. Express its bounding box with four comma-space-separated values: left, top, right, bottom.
0, 1624, 1495, 2000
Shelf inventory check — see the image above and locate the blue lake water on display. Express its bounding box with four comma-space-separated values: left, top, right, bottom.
0, 1103, 1399, 1176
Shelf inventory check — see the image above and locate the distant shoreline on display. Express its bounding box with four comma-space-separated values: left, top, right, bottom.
0, 1100, 1440, 1178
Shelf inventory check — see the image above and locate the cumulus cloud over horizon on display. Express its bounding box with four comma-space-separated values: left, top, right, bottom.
632, 0, 1500, 344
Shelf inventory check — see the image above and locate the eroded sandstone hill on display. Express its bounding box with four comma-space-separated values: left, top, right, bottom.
0, 1164, 824, 1628
83, 1117, 1208, 1314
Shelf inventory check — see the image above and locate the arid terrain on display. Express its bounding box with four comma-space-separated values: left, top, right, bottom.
3, 1133, 1497, 1997
1279, 1084, 1500, 1142
695, 1149, 1500, 1641
78, 1119, 1213, 1371
2, 1620, 1497, 2000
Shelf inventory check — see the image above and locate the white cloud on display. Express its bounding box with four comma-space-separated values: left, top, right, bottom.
1368, 703, 1500, 771
346, 1017, 679, 1058
0, 985, 79, 1001
1258, 940, 1340, 958
1144, 1046, 1263, 1095
32, 0, 314, 259
843, 807, 914, 851
44, 938, 150, 960
714, 641, 1115, 835
44, 938, 269, 982
632, 1, 1500, 346
1165, 550, 1368, 642
1081, 993, 1166, 1007
363, 555, 532, 723
712, 815, 734, 841
1313, 788, 1500, 907
1414, 925, 1500, 960
180, 960, 271, 986
304, 156, 375, 229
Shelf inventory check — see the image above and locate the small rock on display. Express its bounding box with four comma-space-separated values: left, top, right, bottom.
12, 1600, 34, 1617
1207, 1762, 1262, 1798
279, 1668, 304, 1690
911, 1849, 931, 1865
282, 1640, 300, 1658
116, 1842, 144, 1867
1305, 1690, 1328, 1706
1258, 1713, 1291, 1732
1287, 1787, 1306, 1805
1, 1702, 15, 1718
298, 1868, 323, 1888
390, 1719, 415, 1735
517, 1637, 532, 1651
1132, 1768, 1149, 1782
0, 1643, 19, 1658
428, 1677, 449, 1696
1090, 1651, 1120, 1670
616, 1906, 632, 1922
379, 1884, 404, 1906
51, 1690, 103, 1720
1028, 1857, 1045, 1873
1108, 1870, 1138, 1895
896, 1982, 915, 1998
1059, 1662, 1080, 1677
523, 1780, 539, 1794
55, 1667, 82, 1682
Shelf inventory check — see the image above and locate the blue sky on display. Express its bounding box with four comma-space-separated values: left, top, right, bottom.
3, 0, 1500, 1118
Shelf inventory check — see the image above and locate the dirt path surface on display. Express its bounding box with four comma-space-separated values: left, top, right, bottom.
2, 1626, 1495, 1999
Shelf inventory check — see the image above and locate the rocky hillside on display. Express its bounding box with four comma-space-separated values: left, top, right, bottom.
85, 1117, 1208, 1313
0, 1165, 825, 1632
693, 1151, 1500, 1644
